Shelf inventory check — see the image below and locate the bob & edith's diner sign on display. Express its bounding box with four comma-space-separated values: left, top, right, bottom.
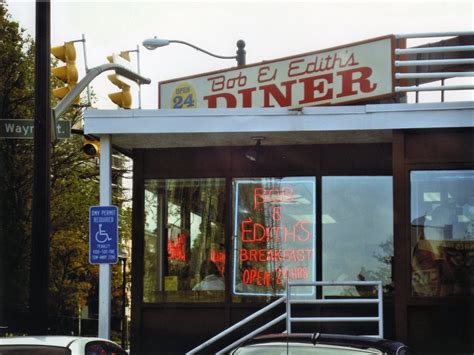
159, 35, 396, 109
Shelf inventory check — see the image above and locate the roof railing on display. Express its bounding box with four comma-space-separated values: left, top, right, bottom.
394, 31, 474, 102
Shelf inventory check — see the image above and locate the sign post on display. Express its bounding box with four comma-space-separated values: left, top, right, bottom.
89, 205, 118, 264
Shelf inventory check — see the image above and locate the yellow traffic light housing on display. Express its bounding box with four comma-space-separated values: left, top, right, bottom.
83, 139, 100, 157
51, 41, 80, 105
107, 52, 132, 109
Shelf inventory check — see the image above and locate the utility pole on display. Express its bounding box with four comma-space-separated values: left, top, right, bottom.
29, 0, 50, 334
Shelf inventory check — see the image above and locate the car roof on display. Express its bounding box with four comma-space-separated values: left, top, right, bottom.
243, 333, 407, 352
0, 336, 114, 348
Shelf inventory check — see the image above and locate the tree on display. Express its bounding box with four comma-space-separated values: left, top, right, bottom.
0, 0, 36, 330
0, 1, 132, 335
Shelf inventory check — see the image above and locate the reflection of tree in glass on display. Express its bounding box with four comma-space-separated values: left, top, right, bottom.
372, 236, 394, 293
341, 235, 394, 296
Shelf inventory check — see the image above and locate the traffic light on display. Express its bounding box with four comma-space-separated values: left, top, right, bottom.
107, 52, 132, 109
83, 139, 100, 157
51, 41, 80, 105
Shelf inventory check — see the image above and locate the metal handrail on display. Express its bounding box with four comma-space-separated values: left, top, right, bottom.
186, 296, 286, 354
394, 31, 474, 100
286, 281, 384, 338
187, 280, 384, 354
396, 31, 474, 39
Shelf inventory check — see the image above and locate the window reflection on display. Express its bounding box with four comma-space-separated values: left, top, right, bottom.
411, 170, 474, 297
143, 178, 226, 302
322, 176, 393, 297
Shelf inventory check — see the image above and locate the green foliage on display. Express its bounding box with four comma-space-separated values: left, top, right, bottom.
0, 0, 36, 325
0, 2, 132, 333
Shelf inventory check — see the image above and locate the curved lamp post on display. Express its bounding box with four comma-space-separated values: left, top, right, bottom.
142, 37, 246, 67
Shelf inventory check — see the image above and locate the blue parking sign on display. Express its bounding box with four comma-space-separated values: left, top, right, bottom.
90, 206, 118, 264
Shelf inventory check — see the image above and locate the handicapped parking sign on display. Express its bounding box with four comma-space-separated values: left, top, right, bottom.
90, 206, 118, 264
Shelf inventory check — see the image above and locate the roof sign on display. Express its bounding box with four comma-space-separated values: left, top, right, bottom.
159, 35, 395, 109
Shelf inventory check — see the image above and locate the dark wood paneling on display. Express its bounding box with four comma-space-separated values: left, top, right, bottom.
320, 143, 392, 173
405, 128, 474, 162
142, 144, 391, 178
141, 307, 227, 354
408, 304, 473, 353
143, 147, 232, 178
230, 145, 319, 176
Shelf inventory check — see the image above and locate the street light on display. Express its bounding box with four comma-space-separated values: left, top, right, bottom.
142, 37, 246, 67
118, 248, 129, 350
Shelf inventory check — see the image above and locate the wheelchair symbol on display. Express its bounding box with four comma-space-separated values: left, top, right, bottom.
95, 224, 112, 243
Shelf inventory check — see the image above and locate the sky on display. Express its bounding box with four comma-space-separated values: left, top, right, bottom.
5, 0, 474, 109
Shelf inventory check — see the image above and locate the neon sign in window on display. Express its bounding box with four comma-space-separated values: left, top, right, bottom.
233, 177, 316, 296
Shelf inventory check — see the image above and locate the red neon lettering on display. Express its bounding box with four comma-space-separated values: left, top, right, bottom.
253, 187, 265, 210
337, 67, 377, 98
249, 249, 257, 261
297, 221, 311, 242
240, 249, 248, 261
253, 222, 266, 242
271, 206, 281, 221
253, 187, 296, 210
167, 234, 186, 261
210, 249, 225, 274
242, 268, 271, 286
267, 226, 281, 243
241, 217, 254, 242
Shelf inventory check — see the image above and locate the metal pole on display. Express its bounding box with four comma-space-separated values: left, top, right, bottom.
136, 45, 142, 109
236, 40, 246, 67
121, 258, 127, 349
81, 34, 92, 105
98, 135, 112, 339
30, 0, 50, 335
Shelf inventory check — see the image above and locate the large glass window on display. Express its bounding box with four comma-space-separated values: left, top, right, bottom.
411, 170, 474, 297
322, 177, 393, 297
143, 178, 226, 302
233, 177, 316, 297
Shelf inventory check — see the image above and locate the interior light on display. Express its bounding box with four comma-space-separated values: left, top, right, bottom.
322, 214, 337, 224
423, 192, 441, 202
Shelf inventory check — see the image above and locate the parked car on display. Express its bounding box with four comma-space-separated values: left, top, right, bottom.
226, 333, 412, 355
0, 336, 127, 355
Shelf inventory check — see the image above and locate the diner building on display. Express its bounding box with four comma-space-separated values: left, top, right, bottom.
84, 32, 473, 354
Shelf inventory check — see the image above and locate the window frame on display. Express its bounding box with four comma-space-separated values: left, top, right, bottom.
135, 144, 393, 307
408, 166, 474, 299
402, 162, 474, 305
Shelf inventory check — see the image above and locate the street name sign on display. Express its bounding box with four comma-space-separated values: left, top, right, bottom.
89, 205, 118, 264
0, 119, 71, 139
